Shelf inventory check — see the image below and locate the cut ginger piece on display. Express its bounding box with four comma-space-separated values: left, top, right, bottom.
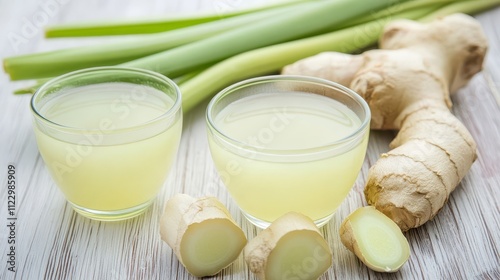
340, 206, 410, 272
245, 212, 332, 280
160, 194, 247, 277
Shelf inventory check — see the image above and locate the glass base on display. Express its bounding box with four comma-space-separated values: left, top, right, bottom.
70, 199, 154, 221
242, 211, 334, 229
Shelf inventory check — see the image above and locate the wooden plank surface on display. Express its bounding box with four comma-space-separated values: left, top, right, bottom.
1, 1, 499, 279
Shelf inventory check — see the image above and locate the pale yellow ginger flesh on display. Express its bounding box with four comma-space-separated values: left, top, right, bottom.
160, 194, 247, 277
283, 13, 487, 231
244, 212, 332, 280
340, 206, 410, 272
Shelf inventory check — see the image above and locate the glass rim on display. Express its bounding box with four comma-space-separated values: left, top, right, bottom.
30, 66, 182, 134
206, 75, 371, 155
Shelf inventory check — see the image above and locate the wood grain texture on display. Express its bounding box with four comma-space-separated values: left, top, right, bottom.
0, 1, 499, 279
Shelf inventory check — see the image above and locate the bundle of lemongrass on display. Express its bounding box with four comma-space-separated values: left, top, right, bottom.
4, 0, 499, 112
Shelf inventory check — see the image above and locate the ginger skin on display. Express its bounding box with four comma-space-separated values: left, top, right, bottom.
283, 14, 487, 231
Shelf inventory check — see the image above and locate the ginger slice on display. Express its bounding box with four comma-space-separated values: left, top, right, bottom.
160, 194, 247, 277
340, 206, 410, 272
245, 212, 332, 280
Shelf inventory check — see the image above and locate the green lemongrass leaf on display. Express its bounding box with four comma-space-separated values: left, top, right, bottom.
45, 0, 310, 37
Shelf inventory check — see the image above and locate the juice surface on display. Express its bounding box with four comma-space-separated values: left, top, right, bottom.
215, 92, 359, 149
209, 92, 368, 223
34, 83, 182, 211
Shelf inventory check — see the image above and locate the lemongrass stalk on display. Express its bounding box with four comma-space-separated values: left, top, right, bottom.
335, 0, 452, 29
14, 0, 497, 96
5, 0, 440, 95
174, 68, 206, 86
179, 0, 499, 112
14, 81, 49, 95
179, 8, 433, 112
3, 3, 303, 81
13, 60, 211, 95
14, 68, 207, 95
122, 0, 409, 79
45, 0, 309, 37
419, 0, 500, 22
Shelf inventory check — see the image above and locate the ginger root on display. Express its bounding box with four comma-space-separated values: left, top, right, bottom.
340, 206, 410, 272
283, 13, 486, 231
244, 212, 332, 280
160, 194, 247, 277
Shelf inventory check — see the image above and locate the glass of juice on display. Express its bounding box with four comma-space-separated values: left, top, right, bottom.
206, 75, 370, 228
31, 67, 183, 221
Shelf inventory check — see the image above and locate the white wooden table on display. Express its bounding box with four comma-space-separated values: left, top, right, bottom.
1, 1, 499, 279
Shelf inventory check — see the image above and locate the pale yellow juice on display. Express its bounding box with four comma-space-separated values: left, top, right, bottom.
208, 92, 368, 223
34, 83, 182, 214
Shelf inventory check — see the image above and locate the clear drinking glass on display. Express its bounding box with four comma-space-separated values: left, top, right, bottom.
31, 67, 182, 221
206, 75, 370, 228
